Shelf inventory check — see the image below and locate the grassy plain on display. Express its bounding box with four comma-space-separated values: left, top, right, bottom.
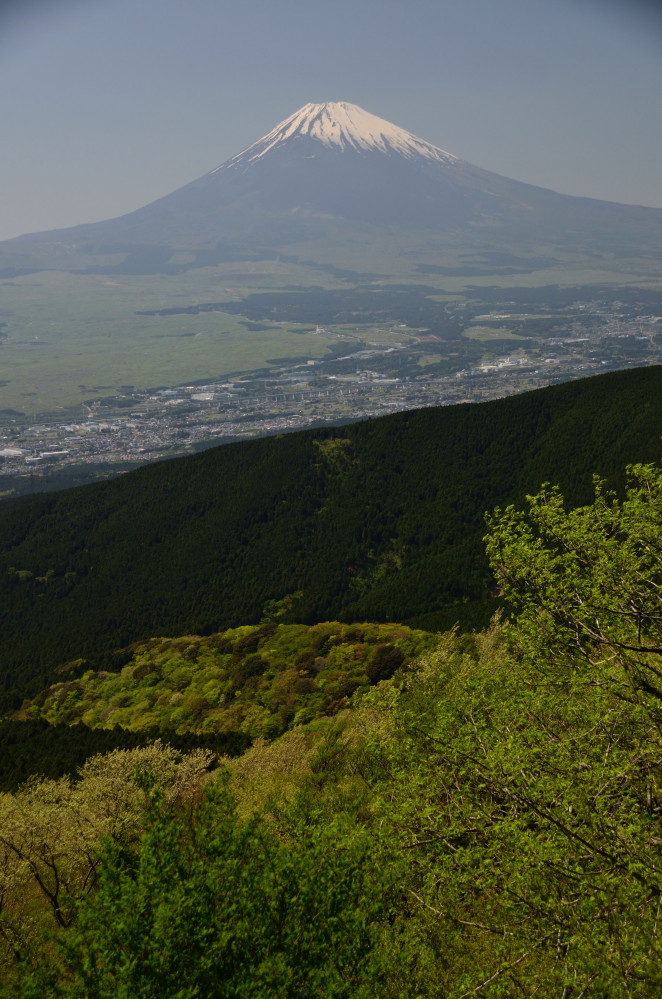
0, 268, 341, 414
1, 229, 661, 416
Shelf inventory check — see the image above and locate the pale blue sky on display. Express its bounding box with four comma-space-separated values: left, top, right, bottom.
1, 0, 661, 241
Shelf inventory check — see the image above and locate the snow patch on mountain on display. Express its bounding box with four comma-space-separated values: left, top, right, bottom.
212, 102, 458, 173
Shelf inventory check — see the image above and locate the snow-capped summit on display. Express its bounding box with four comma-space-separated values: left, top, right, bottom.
4, 99, 661, 276
212, 101, 458, 173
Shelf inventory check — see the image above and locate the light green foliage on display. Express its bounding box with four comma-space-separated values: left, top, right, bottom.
20, 622, 434, 739
15, 778, 406, 999
350, 465, 662, 996
485, 462, 662, 702
0, 743, 213, 974
224, 722, 341, 817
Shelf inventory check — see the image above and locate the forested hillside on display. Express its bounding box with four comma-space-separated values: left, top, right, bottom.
2, 459, 661, 997
1, 365, 661, 710
15, 622, 434, 740
0, 621, 432, 791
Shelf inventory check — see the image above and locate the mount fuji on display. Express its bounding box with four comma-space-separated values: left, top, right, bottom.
2, 101, 662, 279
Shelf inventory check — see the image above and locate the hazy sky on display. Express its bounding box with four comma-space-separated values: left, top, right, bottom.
1, 0, 661, 241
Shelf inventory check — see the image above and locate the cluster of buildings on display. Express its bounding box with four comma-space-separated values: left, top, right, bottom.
1, 305, 660, 486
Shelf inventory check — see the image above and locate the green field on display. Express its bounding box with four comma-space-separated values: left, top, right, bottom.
1, 232, 661, 416
0, 268, 342, 414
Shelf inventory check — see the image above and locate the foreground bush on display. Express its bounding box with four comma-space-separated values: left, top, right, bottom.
15, 777, 411, 999
352, 462, 662, 996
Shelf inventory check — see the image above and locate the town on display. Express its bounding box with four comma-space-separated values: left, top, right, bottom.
1, 298, 661, 496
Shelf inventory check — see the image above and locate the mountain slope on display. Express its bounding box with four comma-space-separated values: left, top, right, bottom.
2, 101, 662, 275
0, 365, 661, 709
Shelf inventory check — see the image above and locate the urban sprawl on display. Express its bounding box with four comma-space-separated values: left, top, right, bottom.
1, 299, 660, 485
